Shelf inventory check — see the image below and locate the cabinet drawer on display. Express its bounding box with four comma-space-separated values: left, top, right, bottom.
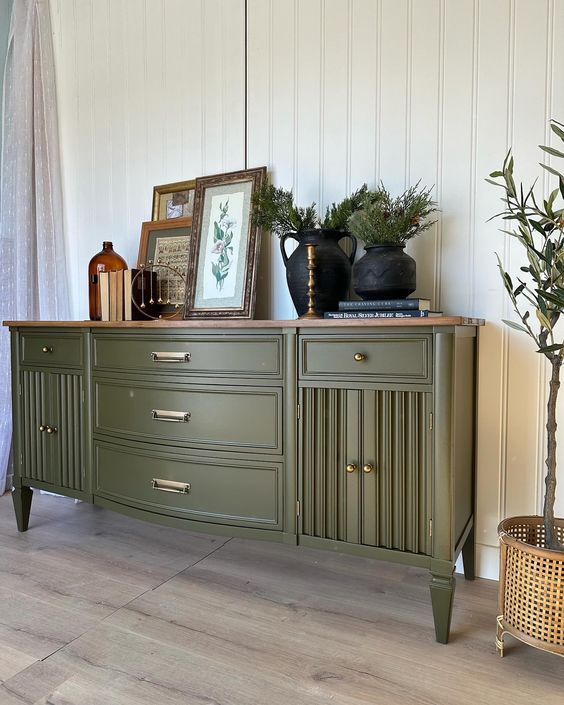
94, 379, 282, 453
20, 333, 83, 368
94, 441, 281, 529
300, 335, 431, 383
92, 334, 282, 378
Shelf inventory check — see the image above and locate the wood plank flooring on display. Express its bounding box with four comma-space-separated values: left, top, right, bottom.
0, 493, 561, 704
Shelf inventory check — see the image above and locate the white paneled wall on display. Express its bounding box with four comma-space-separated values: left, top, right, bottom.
50, 0, 245, 321
50, 0, 564, 578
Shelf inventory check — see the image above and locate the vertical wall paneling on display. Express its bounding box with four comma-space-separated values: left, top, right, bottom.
122, 0, 148, 245
201, 0, 245, 173
405, 0, 441, 305
437, 1, 475, 315
320, 0, 349, 206
348, 0, 378, 192
53, 0, 81, 320
378, 0, 409, 193
247, 0, 296, 319
51, 0, 246, 320
294, 2, 322, 209
503, 1, 549, 522
552, 0, 564, 518
472, 0, 512, 576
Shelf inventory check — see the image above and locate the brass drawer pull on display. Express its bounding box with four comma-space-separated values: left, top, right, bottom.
151, 409, 191, 423
151, 478, 191, 494
42, 346, 53, 354
363, 463, 374, 474
354, 352, 366, 362
150, 351, 191, 363
346, 463, 358, 473
39, 425, 46, 432
45, 426, 57, 434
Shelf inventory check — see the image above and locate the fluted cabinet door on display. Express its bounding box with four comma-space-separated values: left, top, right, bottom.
361, 390, 432, 555
300, 387, 432, 556
51, 373, 85, 492
20, 371, 85, 492
21, 370, 50, 484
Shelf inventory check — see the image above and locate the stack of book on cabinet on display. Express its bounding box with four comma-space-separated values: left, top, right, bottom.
99, 269, 158, 321
324, 298, 442, 319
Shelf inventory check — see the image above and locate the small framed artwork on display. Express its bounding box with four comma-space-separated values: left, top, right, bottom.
183, 167, 267, 319
137, 217, 192, 310
152, 180, 196, 220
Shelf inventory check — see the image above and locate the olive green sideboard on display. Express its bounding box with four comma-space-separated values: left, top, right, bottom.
6, 318, 481, 644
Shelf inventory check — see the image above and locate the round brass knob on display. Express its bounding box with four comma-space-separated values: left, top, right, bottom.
363, 463, 374, 474
354, 352, 366, 362
42, 346, 53, 354
46, 426, 53, 434
346, 463, 358, 474
39, 425, 46, 432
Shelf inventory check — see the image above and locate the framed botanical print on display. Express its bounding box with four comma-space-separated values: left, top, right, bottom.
152, 180, 196, 220
137, 217, 192, 310
183, 167, 266, 319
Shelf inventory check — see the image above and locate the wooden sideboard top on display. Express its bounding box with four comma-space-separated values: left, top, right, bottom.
4, 317, 484, 329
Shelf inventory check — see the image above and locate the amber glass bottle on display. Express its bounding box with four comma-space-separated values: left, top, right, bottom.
88, 242, 127, 320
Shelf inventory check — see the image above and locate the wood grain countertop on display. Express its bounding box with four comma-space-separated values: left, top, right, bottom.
3, 317, 484, 328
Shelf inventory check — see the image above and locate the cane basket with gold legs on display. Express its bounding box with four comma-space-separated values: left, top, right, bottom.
497, 516, 564, 657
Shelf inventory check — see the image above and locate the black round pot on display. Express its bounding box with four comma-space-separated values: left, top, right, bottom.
280, 229, 357, 316
352, 244, 416, 300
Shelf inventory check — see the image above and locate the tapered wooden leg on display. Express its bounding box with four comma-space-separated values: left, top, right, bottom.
462, 524, 475, 580
12, 486, 33, 532
430, 571, 456, 644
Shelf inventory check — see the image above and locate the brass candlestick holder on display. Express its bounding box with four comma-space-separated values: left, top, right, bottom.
299, 244, 322, 319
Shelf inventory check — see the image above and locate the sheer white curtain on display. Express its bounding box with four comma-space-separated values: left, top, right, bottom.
0, 0, 70, 491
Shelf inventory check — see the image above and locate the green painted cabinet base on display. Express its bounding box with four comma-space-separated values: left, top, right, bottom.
8, 321, 479, 645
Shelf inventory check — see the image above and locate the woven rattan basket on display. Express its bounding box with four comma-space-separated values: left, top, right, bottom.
497, 516, 564, 657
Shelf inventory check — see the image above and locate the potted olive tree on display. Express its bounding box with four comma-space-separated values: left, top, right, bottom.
489, 119, 564, 657
347, 183, 437, 300
252, 183, 366, 315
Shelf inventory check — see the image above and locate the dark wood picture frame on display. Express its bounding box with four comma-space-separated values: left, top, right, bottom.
137, 217, 192, 312
183, 167, 266, 319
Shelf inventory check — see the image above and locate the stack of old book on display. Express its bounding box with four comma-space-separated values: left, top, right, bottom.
324, 298, 442, 319
99, 269, 158, 321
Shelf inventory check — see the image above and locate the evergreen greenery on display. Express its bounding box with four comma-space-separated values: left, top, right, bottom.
251, 182, 367, 236
488, 118, 564, 551
347, 183, 437, 246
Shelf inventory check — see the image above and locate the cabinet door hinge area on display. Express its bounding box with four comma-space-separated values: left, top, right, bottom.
297, 403, 300, 420
429, 519, 433, 537
429, 412, 433, 430
296, 500, 301, 517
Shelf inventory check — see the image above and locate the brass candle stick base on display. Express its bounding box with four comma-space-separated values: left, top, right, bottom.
299, 244, 323, 319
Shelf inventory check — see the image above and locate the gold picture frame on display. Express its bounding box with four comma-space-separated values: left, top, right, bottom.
183, 167, 266, 319
151, 180, 196, 220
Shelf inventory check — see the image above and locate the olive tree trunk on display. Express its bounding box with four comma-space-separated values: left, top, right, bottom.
544, 355, 564, 551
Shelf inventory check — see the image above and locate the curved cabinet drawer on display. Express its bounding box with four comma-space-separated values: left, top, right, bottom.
20, 332, 83, 369
94, 379, 282, 453
300, 334, 432, 384
94, 441, 282, 529
92, 333, 282, 378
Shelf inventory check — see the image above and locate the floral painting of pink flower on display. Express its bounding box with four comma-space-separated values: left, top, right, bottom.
210, 200, 235, 290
